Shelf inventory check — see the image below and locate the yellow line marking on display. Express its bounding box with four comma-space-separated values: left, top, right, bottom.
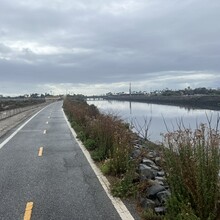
43, 130, 47, 134
38, 147, 43, 157
24, 202, 34, 220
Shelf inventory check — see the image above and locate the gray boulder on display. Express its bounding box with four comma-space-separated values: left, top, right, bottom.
155, 156, 162, 166
154, 206, 166, 214
157, 171, 165, 177
131, 148, 141, 159
139, 198, 156, 209
142, 158, 156, 167
146, 184, 165, 199
156, 190, 171, 205
139, 164, 155, 180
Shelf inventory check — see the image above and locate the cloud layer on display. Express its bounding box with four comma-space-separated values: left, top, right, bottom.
0, 0, 220, 95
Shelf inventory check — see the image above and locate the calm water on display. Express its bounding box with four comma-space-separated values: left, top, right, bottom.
87, 100, 220, 143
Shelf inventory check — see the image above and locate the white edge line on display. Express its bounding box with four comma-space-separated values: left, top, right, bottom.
0, 105, 49, 149
63, 109, 135, 220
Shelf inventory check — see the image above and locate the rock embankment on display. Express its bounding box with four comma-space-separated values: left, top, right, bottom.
131, 140, 169, 215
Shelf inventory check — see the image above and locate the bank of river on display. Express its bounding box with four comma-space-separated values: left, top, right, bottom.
87, 100, 220, 142
104, 95, 220, 110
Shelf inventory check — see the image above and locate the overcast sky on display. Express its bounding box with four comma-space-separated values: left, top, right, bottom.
0, 0, 220, 96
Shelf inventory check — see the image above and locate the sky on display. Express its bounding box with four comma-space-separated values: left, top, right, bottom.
0, 0, 220, 96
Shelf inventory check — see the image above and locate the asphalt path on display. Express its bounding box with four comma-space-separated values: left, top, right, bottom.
0, 101, 126, 220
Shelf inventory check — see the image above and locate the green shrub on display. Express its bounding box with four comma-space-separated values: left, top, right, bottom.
111, 171, 137, 198
163, 123, 220, 220
84, 138, 97, 150
76, 131, 86, 142
87, 115, 115, 159
100, 160, 111, 175
91, 149, 107, 161
164, 196, 199, 220
109, 142, 132, 176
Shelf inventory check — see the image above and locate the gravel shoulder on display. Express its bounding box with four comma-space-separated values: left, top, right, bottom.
0, 102, 50, 139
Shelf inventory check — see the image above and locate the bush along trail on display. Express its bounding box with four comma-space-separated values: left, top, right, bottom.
63, 95, 220, 220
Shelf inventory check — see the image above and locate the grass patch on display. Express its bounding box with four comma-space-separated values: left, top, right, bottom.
142, 208, 163, 220
100, 160, 111, 175
111, 174, 137, 198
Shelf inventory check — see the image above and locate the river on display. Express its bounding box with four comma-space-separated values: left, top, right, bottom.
87, 100, 220, 143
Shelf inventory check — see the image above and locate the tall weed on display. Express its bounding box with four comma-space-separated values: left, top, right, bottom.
163, 122, 220, 220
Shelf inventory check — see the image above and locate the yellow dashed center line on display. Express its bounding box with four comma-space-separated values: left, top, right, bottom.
23, 202, 34, 220
38, 147, 43, 157
43, 130, 47, 134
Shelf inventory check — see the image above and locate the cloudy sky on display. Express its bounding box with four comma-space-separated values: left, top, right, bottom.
0, 0, 220, 96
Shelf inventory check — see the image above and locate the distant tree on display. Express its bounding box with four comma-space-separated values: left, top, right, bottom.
30, 93, 39, 98
194, 87, 208, 95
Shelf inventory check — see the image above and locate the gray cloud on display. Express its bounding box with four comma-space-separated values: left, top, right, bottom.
0, 0, 220, 95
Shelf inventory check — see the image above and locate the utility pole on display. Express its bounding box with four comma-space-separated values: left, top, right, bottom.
129, 83, 131, 96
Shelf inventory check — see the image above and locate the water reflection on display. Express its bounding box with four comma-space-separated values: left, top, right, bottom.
87, 100, 219, 142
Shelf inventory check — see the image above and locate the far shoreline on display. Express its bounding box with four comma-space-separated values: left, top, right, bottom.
88, 94, 220, 111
